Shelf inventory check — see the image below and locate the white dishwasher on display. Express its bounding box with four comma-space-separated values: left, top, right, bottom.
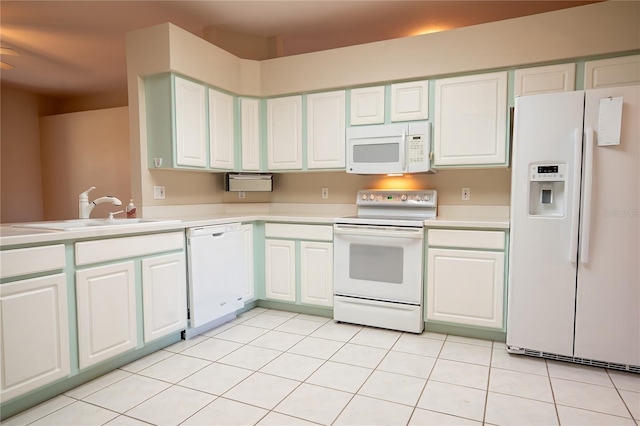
185, 223, 245, 338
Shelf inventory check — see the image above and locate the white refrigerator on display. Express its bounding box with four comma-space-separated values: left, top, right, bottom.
507, 85, 639, 369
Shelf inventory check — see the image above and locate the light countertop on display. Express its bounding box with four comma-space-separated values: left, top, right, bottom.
1, 204, 510, 247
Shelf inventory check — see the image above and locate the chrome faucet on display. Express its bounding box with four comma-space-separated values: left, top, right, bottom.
78, 187, 122, 219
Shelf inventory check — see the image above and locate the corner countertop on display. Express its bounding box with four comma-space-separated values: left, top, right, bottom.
1, 203, 510, 247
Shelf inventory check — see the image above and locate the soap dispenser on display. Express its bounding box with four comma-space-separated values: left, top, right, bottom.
126, 199, 137, 218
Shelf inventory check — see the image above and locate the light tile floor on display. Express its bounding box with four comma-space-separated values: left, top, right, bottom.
4, 307, 639, 426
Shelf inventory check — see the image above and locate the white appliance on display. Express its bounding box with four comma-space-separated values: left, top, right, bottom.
507, 85, 639, 371
334, 189, 437, 333
346, 121, 434, 174
185, 223, 245, 339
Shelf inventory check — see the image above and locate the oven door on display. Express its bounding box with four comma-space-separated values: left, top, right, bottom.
333, 224, 424, 304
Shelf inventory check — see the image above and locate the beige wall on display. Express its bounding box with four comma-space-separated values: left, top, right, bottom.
1, 86, 45, 223
260, 1, 640, 95
220, 169, 511, 206
39, 107, 131, 220
126, 1, 640, 212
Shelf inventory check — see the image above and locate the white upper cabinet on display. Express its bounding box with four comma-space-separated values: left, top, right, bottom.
350, 86, 385, 125
208, 88, 235, 170
267, 95, 303, 170
514, 63, 575, 96
240, 98, 261, 171
174, 76, 207, 168
584, 55, 640, 89
306, 90, 346, 169
434, 71, 508, 167
390, 80, 429, 121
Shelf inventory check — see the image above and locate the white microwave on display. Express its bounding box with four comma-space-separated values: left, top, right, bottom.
346, 121, 434, 174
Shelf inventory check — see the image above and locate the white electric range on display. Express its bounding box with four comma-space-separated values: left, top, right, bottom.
333, 189, 437, 333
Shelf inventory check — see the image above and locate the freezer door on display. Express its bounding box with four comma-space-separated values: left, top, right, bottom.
574, 85, 640, 366
507, 91, 585, 357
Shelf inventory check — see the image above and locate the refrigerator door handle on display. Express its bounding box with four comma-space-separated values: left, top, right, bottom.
569, 128, 583, 263
580, 128, 595, 264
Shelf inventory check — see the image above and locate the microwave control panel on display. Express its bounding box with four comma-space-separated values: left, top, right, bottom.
407, 135, 425, 163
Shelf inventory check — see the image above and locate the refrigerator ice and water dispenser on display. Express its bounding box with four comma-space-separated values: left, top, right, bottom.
528, 163, 566, 217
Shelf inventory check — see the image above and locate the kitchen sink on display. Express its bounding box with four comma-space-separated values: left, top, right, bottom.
12, 218, 181, 231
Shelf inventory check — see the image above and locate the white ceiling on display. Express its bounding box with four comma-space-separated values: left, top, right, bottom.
0, 0, 598, 99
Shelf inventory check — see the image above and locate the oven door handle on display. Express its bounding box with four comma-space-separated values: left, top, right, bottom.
333, 225, 423, 238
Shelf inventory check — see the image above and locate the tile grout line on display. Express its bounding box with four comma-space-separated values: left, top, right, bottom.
327, 326, 400, 425
481, 340, 496, 425
406, 329, 449, 425
605, 368, 639, 424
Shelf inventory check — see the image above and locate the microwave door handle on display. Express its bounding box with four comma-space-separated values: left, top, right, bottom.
400, 129, 407, 171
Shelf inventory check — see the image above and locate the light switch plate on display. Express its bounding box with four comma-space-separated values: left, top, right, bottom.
154, 186, 165, 200
461, 187, 470, 201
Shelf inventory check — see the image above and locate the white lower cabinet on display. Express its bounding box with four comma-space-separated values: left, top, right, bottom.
264, 223, 333, 307
300, 241, 333, 307
76, 262, 137, 369
0, 274, 70, 401
426, 229, 506, 330
265, 239, 296, 302
142, 253, 187, 343
241, 224, 255, 301
74, 232, 186, 369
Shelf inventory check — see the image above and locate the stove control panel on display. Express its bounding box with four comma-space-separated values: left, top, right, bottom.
356, 189, 437, 207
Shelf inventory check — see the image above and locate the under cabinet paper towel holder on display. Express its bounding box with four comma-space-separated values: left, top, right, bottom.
225, 173, 273, 192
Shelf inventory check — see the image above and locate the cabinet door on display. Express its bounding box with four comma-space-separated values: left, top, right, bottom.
390, 80, 429, 121
350, 86, 385, 125
306, 90, 346, 169
174, 76, 207, 168
434, 72, 507, 166
76, 262, 137, 369
241, 224, 255, 301
240, 98, 261, 171
142, 253, 187, 344
584, 54, 640, 89
208, 88, 235, 170
514, 63, 575, 96
300, 241, 333, 307
267, 96, 302, 170
426, 248, 504, 329
265, 239, 296, 302
0, 274, 70, 401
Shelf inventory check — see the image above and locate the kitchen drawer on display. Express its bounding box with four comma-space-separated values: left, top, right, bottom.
427, 229, 505, 250
265, 223, 333, 241
75, 232, 184, 266
0, 245, 66, 279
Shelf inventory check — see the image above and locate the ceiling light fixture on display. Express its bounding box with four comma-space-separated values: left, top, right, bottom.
0, 47, 20, 56
410, 25, 451, 36
0, 47, 20, 70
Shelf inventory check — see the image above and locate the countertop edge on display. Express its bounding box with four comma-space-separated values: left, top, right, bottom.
1, 212, 510, 247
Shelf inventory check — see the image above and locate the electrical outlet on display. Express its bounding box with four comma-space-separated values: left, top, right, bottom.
322, 188, 329, 199
153, 186, 165, 200
238, 191, 246, 199
461, 187, 470, 201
